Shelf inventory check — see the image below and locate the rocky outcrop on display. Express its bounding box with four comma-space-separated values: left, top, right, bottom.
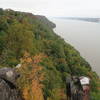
36, 15, 56, 28
0, 67, 22, 100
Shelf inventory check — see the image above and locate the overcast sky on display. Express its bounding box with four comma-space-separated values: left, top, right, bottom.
0, 0, 100, 17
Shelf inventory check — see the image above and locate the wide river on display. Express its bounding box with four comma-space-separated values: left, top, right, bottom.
49, 18, 100, 76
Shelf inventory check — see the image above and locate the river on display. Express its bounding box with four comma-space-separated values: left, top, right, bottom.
49, 18, 100, 76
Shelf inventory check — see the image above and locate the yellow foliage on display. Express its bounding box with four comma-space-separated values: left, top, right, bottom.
23, 86, 30, 100
31, 79, 44, 100
18, 52, 46, 100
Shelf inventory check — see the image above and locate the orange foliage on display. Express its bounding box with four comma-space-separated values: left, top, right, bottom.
31, 79, 44, 100
23, 86, 30, 100
33, 53, 47, 64
19, 52, 46, 100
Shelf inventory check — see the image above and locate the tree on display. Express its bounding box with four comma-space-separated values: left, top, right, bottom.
0, 20, 34, 66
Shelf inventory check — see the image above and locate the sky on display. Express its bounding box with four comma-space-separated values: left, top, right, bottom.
0, 0, 100, 17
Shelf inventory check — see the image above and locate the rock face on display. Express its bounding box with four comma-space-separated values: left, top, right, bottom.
36, 15, 56, 28
66, 76, 83, 100
0, 67, 22, 100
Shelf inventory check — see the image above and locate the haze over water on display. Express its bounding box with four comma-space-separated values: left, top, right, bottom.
50, 18, 100, 76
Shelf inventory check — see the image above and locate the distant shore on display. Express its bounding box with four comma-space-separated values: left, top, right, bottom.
54, 17, 100, 23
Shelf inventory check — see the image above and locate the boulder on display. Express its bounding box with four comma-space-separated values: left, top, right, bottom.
0, 67, 22, 100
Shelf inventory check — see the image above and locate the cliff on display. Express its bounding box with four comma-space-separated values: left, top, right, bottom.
36, 15, 56, 28
0, 8, 99, 100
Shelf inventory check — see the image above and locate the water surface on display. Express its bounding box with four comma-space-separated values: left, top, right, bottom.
49, 18, 100, 76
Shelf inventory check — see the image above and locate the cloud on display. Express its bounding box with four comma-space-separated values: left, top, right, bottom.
0, 0, 100, 17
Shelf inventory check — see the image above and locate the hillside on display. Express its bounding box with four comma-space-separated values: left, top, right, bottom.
0, 8, 99, 100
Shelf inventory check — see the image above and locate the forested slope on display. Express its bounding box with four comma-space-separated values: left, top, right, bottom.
0, 8, 99, 100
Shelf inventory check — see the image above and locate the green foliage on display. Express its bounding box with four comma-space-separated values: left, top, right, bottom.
0, 8, 99, 100
90, 92, 100, 100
